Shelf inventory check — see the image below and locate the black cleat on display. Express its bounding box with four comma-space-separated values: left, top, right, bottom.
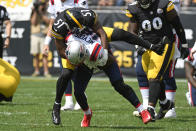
147, 107, 156, 122
52, 103, 61, 125
156, 100, 174, 120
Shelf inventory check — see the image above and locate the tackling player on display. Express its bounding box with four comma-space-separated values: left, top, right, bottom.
126, 0, 189, 121
44, 0, 88, 111
50, 7, 166, 126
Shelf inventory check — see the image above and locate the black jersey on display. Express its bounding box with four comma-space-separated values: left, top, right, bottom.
0, 5, 10, 34
51, 7, 97, 40
126, 0, 175, 44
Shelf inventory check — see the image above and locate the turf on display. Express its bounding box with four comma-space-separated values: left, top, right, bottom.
0, 77, 195, 131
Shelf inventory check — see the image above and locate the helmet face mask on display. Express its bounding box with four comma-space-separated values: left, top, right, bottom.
65, 41, 88, 65
138, 0, 154, 9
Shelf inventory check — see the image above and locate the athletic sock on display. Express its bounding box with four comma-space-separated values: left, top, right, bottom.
136, 104, 144, 113
83, 107, 91, 115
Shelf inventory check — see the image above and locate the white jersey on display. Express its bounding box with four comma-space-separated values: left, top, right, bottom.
66, 33, 108, 68
48, 0, 88, 19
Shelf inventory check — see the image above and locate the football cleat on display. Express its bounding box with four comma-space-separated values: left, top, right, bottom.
52, 103, 61, 125
155, 100, 174, 120
164, 108, 176, 118
140, 110, 152, 124
81, 109, 92, 127
61, 103, 74, 111
133, 110, 141, 117
147, 107, 156, 122
74, 102, 81, 110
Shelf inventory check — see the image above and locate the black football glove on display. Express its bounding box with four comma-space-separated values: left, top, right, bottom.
180, 43, 189, 59
150, 43, 164, 55
136, 46, 146, 56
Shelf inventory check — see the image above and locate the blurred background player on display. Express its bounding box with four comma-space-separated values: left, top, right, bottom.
30, 0, 51, 77
126, 0, 189, 121
185, 42, 196, 106
43, 0, 88, 111
0, 5, 11, 58
131, 0, 183, 118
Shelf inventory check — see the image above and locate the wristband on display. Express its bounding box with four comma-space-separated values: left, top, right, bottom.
44, 36, 52, 45
182, 43, 188, 48
6, 36, 10, 39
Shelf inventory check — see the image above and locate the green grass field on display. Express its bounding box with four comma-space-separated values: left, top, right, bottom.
0, 77, 195, 131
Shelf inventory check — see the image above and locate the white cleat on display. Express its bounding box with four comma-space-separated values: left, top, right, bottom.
74, 102, 81, 110
61, 103, 74, 111
164, 108, 176, 118
133, 110, 141, 117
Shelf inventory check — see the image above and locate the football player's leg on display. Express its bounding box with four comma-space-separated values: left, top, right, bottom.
103, 60, 151, 124
136, 54, 149, 109
61, 80, 74, 110
146, 42, 175, 120
187, 82, 196, 106
74, 65, 93, 111
52, 58, 75, 125
73, 65, 93, 127
163, 61, 177, 118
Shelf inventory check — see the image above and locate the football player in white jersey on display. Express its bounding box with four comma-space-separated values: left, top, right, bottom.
43, 0, 88, 111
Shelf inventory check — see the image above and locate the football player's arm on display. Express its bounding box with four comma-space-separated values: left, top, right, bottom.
92, 20, 109, 50
3, 19, 11, 48
43, 18, 55, 56
55, 39, 67, 59
3, 7, 11, 48
185, 61, 196, 88
167, 3, 189, 58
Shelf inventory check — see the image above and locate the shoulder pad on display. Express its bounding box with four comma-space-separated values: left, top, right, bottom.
158, 0, 174, 12
126, 2, 138, 18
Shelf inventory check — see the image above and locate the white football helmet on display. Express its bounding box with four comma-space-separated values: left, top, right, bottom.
65, 40, 88, 65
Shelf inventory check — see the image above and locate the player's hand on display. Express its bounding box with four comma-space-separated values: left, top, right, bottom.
150, 43, 164, 55
181, 47, 189, 59
3, 37, 10, 48
136, 46, 146, 56
43, 45, 49, 56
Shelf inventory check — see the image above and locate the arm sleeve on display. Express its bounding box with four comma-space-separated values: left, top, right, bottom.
47, 1, 55, 19
168, 12, 187, 44
111, 28, 152, 49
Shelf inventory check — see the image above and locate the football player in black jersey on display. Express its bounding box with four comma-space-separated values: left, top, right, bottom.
50, 7, 167, 126
126, 0, 189, 121
0, 5, 11, 58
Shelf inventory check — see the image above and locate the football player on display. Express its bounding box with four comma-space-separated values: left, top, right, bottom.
131, 0, 183, 118
126, 0, 189, 121
44, 0, 88, 111
185, 46, 196, 106
50, 7, 167, 126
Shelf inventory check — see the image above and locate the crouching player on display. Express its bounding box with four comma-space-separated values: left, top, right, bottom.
50, 7, 165, 126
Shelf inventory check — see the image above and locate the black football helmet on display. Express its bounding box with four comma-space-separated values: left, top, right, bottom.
137, 0, 155, 9
64, 8, 84, 30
